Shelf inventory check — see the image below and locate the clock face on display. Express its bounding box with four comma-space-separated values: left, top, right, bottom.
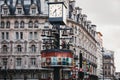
49, 4, 63, 18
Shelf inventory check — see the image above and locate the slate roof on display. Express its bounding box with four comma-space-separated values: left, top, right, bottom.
1, 0, 41, 15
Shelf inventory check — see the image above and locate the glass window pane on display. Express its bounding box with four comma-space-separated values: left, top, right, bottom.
16, 32, 19, 40
34, 32, 38, 39
29, 32, 33, 39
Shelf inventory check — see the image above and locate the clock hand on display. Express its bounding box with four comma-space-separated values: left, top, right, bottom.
53, 9, 57, 16
53, 9, 57, 14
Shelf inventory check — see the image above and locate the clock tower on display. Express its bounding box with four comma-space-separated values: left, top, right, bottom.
41, 1, 73, 80
48, 2, 67, 25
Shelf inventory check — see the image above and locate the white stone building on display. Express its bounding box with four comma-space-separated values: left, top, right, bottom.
0, 0, 99, 80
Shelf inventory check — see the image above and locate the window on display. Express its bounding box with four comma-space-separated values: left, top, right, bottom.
69, 29, 74, 35
7, 0, 10, 5
20, 21, 24, 28
20, 32, 23, 39
29, 32, 37, 40
2, 45, 8, 52
17, 8, 22, 14
17, 45, 22, 52
4, 8, 8, 15
29, 21, 33, 28
108, 71, 111, 75
1, 32, 9, 40
18, 0, 22, 4
16, 32, 23, 40
34, 21, 38, 28
29, 32, 33, 40
6, 21, 10, 28
16, 32, 19, 40
16, 58, 21, 66
31, 8, 36, 15
24, 0, 31, 5
1, 21, 5, 28
34, 32, 38, 39
2, 32, 4, 39
3, 58, 7, 66
6, 32, 9, 39
105, 71, 107, 75
14, 21, 19, 28
31, 45, 36, 52
31, 58, 36, 66
31, 73, 37, 78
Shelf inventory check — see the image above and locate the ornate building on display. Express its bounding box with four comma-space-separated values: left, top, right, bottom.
103, 50, 116, 80
96, 32, 103, 79
0, 0, 98, 80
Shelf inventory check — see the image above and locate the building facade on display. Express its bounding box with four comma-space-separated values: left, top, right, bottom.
115, 72, 120, 80
96, 32, 103, 80
0, 0, 98, 80
103, 50, 116, 80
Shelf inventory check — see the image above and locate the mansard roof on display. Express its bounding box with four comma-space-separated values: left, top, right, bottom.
2, 0, 41, 15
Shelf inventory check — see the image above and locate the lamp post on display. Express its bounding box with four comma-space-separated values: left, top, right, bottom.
101, 47, 104, 80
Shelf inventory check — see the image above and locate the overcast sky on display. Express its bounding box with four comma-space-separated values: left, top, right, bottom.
76, 0, 120, 72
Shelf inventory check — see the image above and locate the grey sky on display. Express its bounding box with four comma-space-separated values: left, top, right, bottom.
76, 0, 120, 71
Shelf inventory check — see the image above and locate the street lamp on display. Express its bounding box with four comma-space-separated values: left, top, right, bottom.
101, 47, 104, 80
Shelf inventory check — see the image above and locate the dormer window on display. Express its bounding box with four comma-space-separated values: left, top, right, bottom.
31, 8, 36, 15
4, 8, 8, 15
7, 0, 10, 5
17, 8, 22, 14
24, 0, 31, 5
33, 0, 37, 4
18, 0, 22, 4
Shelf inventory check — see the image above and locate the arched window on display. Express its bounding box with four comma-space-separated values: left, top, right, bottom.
14, 21, 19, 28
6, 21, 10, 28
1, 21, 5, 28
29, 21, 33, 28
34, 21, 38, 28
31, 45, 36, 52
17, 45, 22, 52
2, 45, 8, 52
20, 21, 24, 28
